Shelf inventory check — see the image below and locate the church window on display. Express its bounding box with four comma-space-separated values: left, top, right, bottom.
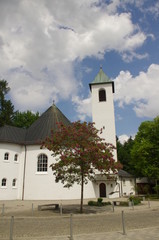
37, 154, 48, 172
14, 154, 18, 162
99, 89, 106, 102
12, 178, 17, 187
1, 178, 7, 187
4, 153, 9, 160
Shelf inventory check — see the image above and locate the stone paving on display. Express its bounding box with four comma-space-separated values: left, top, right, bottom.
0, 199, 159, 240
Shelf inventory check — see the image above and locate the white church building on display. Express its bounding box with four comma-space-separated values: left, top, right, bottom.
0, 68, 135, 200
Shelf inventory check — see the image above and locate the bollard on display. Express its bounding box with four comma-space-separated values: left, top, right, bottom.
112, 202, 114, 212
10, 216, 14, 240
32, 203, 34, 216
131, 201, 134, 210
1, 203, 5, 216
70, 213, 73, 240
148, 199, 151, 208
60, 203, 63, 215
143, 196, 145, 201
121, 211, 126, 235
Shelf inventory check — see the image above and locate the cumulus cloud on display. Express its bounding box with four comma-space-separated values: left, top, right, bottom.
72, 95, 92, 121
0, 0, 148, 114
118, 134, 135, 144
118, 134, 129, 144
114, 64, 159, 118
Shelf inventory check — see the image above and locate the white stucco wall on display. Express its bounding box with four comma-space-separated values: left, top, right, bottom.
23, 145, 97, 200
0, 143, 24, 200
91, 83, 117, 161
119, 178, 135, 196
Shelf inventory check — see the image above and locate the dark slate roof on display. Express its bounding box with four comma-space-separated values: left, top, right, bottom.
25, 104, 71, 144
118, 170, 134, 178
0, 125, 26, 144
0, 104, 71, 145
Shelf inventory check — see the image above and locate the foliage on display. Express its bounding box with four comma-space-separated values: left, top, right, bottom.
42, 121, 121, 213
153, 185, 159, 197
97, 197, 103, 204
119, 201, 129, 206
117, 136, 134, 174
88, 198, 111, 206
130, 117, 159, 180
0, 80, 15, 127
129, 196, 141, 205
12, 110, 39, 128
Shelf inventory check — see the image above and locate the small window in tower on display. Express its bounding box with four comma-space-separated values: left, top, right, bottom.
99, 89, 106, 102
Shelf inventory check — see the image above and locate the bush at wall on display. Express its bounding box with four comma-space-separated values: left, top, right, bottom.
88, 198, 111, 206
129, 196, 141, 205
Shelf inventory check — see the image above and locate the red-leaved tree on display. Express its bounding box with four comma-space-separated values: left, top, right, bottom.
42, 121, 121, 213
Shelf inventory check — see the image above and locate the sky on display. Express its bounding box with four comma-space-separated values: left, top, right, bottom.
0, 0, 159, 143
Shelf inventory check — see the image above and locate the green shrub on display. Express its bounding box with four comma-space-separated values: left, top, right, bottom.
129, 196, 141, 205
88, 201, 97, 206
97, 198, 103, 204
88, 199, 111, 206
119, 201, 129, 206
153, 185, 159, 197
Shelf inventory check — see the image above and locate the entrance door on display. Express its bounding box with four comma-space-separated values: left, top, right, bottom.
99, 183, 106, 197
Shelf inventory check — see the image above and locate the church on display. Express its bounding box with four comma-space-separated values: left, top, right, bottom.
0, 68, 135, 200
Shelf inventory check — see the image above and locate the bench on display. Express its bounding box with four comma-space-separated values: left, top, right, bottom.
112, 201, 120, 206
38, 203, 59, 211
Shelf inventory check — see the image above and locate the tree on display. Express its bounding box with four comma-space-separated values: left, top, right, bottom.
0, 80, 15, 127
12, 110, 39, 128
117, 136, 134, 174
42, 121, 121, 213
130, 116, 159, 180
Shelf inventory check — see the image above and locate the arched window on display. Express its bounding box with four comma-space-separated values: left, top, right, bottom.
4, 152, 9, 160
37, 154, 48, 172
1, 178, 7, 187
99, 89, 106, 102
14, 154, 18, 162
12, 178, 17, 187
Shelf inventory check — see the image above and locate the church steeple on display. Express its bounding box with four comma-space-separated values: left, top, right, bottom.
89, 67, 114, 93
90, 67, 117, 161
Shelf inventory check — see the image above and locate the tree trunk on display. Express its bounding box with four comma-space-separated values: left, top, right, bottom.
80, 172, 84, 213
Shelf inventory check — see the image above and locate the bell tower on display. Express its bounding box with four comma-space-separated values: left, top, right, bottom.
89, 67, 117, 161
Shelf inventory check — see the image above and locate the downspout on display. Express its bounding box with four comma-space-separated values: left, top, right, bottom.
121, 176, 123, 196
22, 145, 27, 200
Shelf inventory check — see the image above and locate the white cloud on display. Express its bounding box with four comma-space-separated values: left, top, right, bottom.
118, 134, 135, 144
72, 95, 92, 121
114, 64, 159, 118
118, 134, 129, 144
0, 0, 148, 113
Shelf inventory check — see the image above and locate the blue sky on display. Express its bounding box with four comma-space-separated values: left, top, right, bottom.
0, 0, 159, 143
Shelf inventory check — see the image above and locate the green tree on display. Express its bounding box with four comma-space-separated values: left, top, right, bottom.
0, 80, 15, 127
13, 110, 39, 128
130, 116, 159, 180
42, 121, 121, 213
117, 136, 134, 174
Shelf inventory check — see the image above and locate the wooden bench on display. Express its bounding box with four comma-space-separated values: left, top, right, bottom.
38, 203, 59, 211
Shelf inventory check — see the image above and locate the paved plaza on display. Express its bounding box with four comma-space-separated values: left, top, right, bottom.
0, 199, 159, 240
